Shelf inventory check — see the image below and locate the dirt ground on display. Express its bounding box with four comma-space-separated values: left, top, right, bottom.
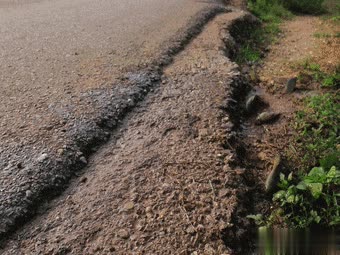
238, 10, 340, 224
1, 1, 338, 254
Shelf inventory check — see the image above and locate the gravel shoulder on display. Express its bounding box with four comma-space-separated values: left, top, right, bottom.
1, 6, 259, 254
0, 0, 230, 242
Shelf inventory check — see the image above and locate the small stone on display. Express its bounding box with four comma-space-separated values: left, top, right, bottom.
25, 190, 32, 198
118, 229, 129, 239
124, 202, 134, 211
57, 149, 64, 156
265, 154, 282, 193
286, 77, 297, 93
258, 152, 267, 161
245, 94, 259, 112
186, 226, 196, 235
145, 206, 152, 213
79, 156, 87, 165
37, 153, 48, 162
255, 111, 280, 125
198, 128, 209, 139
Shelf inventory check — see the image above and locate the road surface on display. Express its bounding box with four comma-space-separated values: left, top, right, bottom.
0, 0, 218, 151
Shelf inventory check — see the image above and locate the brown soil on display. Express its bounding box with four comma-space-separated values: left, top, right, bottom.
239, 13, 339, 220
1, 3, 338, 255
1, 10, 256, 255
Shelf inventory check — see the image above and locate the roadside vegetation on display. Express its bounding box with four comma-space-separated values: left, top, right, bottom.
243, 0, 340, 228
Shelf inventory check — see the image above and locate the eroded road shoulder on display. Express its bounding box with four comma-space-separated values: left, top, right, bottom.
1, 8, 258, 255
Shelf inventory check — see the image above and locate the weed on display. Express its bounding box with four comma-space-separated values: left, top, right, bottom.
249, 166, 340, 228
314, 32, 332, 38
284, 0, 325, 14
296, 59, 340, 89
272, 166, 340, 228
236, 45, 261, 63
237, 1, 292, 64
294, 93, 340, 170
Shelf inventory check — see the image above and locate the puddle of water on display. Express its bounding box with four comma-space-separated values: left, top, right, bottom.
253, 227, 339, 255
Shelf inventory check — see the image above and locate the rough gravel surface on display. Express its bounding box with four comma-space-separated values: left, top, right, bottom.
0, 0, 229, 241
1, 7, 258, 254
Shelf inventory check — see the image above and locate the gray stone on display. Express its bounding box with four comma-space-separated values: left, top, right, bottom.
286, 77, 297, 93
37, 153, 48, 162
79, 156, 87, 165
118, 229, 130, 239
255, 111, 280, 125
265, 154, 282, 193
246, 94, 259, 112
25, 190, 33, 198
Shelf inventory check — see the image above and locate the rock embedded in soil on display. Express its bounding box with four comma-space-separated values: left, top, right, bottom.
123, 202, 134, 211
265, 154, 282, 193
285, 77, 297, 93
255, 111, 280, 125
117, 229, 130, 239
246, 94, 265, 113
37, 153, 49, 162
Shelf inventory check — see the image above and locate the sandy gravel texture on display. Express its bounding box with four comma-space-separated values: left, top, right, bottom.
1, 10, 254, 254
0, 0, 214, 150
0, 0, 227, 241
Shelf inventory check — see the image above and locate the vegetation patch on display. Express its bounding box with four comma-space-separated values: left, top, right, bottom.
294, 58, 340, 89
249, 166, 340, 228
293, 93, 340, 170
245, 0, 340, 230
236, 1, 292, 64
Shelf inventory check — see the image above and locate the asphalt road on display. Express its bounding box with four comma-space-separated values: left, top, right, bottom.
0, 0, 227, 244
0, 0, 216, 149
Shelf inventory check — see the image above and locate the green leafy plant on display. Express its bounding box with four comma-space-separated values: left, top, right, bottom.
248, 166, 340, 228
271, 166, 340, 228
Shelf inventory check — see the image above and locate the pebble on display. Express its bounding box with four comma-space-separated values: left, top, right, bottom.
25, 190, 32, 198
57, 149, 64, 156
124, 202, 134, 211
117, 229, 129, 239
265, 154, 282, 193
255, 111, 280, 125
37, 153, 48, 162
79, 156, 87, 165
245, 94, 259, 112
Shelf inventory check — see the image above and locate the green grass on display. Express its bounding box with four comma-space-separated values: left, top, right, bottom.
284, 0, 326, 14
296, 59, 340, 89
294, 93, 340, 170
236, 1, 292, 64
314, 32, 332, 38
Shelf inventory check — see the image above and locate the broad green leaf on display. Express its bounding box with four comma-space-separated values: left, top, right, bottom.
273, 190, 285, 201
296, 181, 307, 190
287, 195, 295, 203
326, 166, 336, 181
308, 167, 325, 178
307, 183, 323, 199
280, 173, 285, 181
288, 172, 293, 181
